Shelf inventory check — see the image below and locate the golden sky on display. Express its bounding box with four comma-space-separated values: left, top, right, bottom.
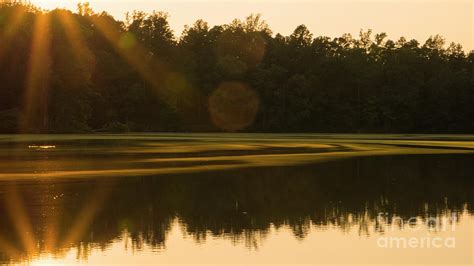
30, 0, 473, 50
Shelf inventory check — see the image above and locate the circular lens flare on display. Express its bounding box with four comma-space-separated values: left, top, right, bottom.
209, 82, 259, 132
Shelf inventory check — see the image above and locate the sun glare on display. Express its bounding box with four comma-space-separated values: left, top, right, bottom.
21, 13, 51, 133
30, 0, 74, 10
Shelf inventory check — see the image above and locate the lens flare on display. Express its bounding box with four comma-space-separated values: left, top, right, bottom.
55, 10, 95, 79
209, 82, 259, 132
0, 4, 27, 61
21, 13, 51, 133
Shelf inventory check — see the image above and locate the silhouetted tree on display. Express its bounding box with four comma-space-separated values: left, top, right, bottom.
0, 2, 473, 133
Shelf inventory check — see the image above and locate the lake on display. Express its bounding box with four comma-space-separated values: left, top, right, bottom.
0, 134, 472, 265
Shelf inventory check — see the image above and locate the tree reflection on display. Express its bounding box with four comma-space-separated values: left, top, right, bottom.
0, 154, 472, 263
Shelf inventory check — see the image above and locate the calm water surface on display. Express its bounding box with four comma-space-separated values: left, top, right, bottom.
0, 135, 472, 265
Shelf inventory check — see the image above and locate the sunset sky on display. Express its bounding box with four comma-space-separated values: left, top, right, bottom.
26, 0, 474, 50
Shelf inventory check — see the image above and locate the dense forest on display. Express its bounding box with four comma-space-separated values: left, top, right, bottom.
0, 2, 473, 133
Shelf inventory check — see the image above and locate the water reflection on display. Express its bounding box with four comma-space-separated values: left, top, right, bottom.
0, 154, 472, 264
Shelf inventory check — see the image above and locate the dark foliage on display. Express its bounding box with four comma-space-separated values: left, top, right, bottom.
0, 2, 473, 133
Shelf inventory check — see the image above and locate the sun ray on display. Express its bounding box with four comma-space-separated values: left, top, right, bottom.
0, 3, 28, 61
55, 10, 93, 73
21, 12, 52, 133
2, 4, 26, 36
4, 184, 38, 256
59, 183, 112, 249
86, 14, 175, 102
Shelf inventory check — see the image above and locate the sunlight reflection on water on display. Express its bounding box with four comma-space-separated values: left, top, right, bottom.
0, 135, 473, 265
19, 213, 473, 265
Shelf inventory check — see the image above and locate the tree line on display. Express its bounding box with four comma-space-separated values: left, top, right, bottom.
0, 2, 473, 133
